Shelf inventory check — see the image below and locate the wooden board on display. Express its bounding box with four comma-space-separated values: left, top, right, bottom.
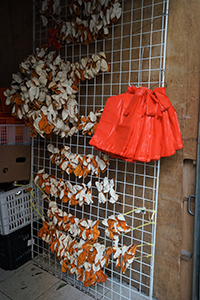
165, 0, 200, 161
153, 0, 200, 299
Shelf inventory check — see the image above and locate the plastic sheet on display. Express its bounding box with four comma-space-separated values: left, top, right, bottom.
89, 85, 183, 163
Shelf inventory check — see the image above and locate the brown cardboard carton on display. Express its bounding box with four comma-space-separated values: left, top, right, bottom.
0, 145, 31, 183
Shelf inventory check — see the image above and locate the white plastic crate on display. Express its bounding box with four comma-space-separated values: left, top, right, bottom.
0, 124, 30, 145
0, 186, 31, 235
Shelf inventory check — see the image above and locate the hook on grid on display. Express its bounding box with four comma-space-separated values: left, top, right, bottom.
137, 45, 151, 87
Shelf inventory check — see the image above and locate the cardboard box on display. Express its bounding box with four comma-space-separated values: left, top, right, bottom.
0, 145, 31, 183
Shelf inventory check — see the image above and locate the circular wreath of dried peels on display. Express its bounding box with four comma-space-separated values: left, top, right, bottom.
4, 46, 110, 138
39, 0, 122, 46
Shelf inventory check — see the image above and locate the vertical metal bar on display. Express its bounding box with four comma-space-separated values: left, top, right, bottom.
148, 0, 154, 89
149, 160, 160, 299
31, 0, 36, 260
30, 114, 34, 242
110, 23, 114, 96
32, 0, 36, 52
118, 0, 124, 95
192, 105, 200, 300
149, 1, 169, 298
138, 0, 144, 86
128, 0, 134, 86
161, 0, 169, 87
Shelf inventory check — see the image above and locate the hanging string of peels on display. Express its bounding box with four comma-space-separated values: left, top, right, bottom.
37, 200, 155, 286
20, 181, 155, 287
47, 143, 110, 178
34, 169, 119, 206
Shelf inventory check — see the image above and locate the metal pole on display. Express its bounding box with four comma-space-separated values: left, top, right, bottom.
192, 104, 200, 300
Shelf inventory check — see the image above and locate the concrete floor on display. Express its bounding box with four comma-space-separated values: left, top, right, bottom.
0, 259, 153, 300
0, 261, 94, 300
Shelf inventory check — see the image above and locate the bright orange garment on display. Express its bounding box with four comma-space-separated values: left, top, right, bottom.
89, 85, 183, 162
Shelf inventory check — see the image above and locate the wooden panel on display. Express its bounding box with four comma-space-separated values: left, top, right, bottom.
165, 0, 200, 161
181, 159, 196, 300
153, 0, 200, 299
154, 152, 183, 299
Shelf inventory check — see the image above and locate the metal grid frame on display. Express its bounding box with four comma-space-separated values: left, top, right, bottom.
32, 0, 169, 299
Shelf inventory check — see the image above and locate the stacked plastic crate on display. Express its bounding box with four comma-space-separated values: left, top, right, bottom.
0, 88, 30, 183
0, 88, 32, 270
0, 187, 33, 270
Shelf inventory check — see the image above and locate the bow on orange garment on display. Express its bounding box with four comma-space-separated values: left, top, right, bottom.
89, 85, 183, 163
124, 85, 170, 117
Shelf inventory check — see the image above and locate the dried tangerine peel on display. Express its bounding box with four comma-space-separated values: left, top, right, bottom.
38, 220, 137, 285
47, 201, 99, 241
4, 47, 108, 139
47, 143, 109, 179
39, 0, 122, 46
37, 201, 139, 286
102, 214, 131, 239
35, 170, 93, 206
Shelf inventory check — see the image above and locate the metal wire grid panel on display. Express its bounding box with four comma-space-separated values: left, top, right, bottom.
32, 0, 169, 299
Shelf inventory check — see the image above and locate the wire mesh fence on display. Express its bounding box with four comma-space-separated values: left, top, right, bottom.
32, 0, 169, 299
